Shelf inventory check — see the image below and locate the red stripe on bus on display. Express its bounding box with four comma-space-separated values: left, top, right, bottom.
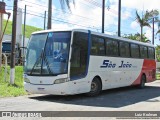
131, 59, 156, 85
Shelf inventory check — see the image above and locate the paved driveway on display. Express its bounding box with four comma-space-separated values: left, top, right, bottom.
0, 81, 160, 119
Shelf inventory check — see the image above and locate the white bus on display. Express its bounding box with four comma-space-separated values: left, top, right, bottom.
24, 29, 156, 96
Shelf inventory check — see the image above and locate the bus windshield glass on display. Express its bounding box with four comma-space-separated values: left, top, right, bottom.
24, 32, 71, 76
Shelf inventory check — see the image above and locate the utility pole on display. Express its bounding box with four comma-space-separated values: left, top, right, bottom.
23, 5, 26, 65
0, 1, 10, 70
10, 0, 18, 84
47, 0, 52, 29
152, 17, 155, 45
0, 12, 2, 70
118, 0, 121, 37
158, 22, 160, 41
44, 11, 46, 30
0, 0, 4, 70
102, 0, 105, 33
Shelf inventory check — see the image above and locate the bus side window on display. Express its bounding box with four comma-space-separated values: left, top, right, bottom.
148, 47, 155, 59
119, 42, 130, 57
106, 39, 119, 57
131, 44, 140, 58
91, 36, 105, 56
140, 46, 148, 59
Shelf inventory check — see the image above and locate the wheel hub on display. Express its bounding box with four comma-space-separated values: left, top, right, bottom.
91, 82, 97, 92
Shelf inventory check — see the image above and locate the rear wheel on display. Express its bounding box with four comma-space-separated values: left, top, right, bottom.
139, 75, 146, 89
86, 77, 102, 96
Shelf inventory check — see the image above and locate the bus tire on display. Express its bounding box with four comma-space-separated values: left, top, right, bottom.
86, 77, 102, 96
139, 74, 146, 89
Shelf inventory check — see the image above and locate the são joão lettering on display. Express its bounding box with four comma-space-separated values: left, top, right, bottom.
100, 60, 132, 68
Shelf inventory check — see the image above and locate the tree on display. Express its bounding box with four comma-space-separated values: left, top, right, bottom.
135, 10, 159, 41
60, 0, 75, 11
123, 33, 150, 43
156, 45, 160, 62
157, 29, 160, 34
47, 0, 75, 29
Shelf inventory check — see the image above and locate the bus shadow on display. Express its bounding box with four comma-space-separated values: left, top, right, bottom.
29, 86, 160, 108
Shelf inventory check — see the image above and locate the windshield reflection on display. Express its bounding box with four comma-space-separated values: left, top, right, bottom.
24, 32, 71, 76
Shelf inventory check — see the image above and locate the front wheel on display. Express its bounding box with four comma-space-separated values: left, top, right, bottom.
86, 78, 102, 96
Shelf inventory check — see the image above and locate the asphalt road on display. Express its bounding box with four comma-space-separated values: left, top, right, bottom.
0, 81, 160, 119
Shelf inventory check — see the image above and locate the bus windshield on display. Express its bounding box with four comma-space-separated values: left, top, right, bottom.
24, 31, 71, 76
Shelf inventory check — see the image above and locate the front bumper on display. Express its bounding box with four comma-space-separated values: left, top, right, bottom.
24, 82, 71, 95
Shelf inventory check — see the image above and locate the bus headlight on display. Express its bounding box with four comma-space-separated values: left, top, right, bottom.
54, 78, 68, 84
24, 78, 30, 83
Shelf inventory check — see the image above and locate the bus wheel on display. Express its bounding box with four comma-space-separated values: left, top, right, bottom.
139, 75, 146, 89
86, 77, 102, 96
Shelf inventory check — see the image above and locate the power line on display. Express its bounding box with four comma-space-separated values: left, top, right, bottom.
21, 0, 102, 23
4, 0, 139, 36
20, 9, 101, 27
83, 0, 102, 8
79, 1, 97, 9
21, 11, 99, 30
83, 0, 135, 21
24, 11, 115, 33
6, 8, 133, 35
6, 8, 100, 30
7, 0, 137, 23
20, 0, 135, 24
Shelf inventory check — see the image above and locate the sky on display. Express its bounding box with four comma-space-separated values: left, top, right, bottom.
2, 0, 160, 45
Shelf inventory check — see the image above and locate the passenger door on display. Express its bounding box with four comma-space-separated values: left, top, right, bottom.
70, 32, 89, 80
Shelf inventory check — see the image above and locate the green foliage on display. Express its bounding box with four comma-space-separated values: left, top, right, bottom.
136, 10, 151, 28
157, 29, 160, 34
136, 9, 159, 27
3, 20, 42, 38
60, 0, 75, 11
156, 45, 160, 62
0, 66, 27, 97
156, 73, 160, 80
2, 19, 12, 35
123, 33, 150, 43
22, 25, 42, 38
146, 9, 159, 20
135, 9, 159, 41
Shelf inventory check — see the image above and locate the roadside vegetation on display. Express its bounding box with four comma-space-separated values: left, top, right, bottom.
3, 20, 42, 38
1, 8, 159, 97
0, 65, 159, 97
156, 73, 160, 80
0, 66, 27, 97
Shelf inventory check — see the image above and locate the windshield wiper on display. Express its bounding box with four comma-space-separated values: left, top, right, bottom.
30, 49, 53, 75
41, 49, 53, 74
30, 53, 42, 75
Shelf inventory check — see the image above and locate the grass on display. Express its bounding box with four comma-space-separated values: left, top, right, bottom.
0, 65, 159, 97
3, 20, 42, 38
0, 66, 27, 97
156, 73, 160, 80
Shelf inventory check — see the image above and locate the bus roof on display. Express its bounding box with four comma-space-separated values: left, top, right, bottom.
32, 29, 73, 34
2, 40, 11, 43
32, 29, 154, 48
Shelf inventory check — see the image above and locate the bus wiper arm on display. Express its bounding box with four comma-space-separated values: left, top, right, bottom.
30, 49, 53, 75
30, 49, 43, 75
41, 50, 53, 74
